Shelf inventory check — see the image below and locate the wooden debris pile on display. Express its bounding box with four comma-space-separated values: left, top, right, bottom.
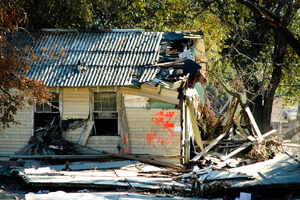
22, 116, 78, 155
190, 96, 283, 170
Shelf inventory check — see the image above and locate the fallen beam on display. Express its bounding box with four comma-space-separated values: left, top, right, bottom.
245, 107, 263, 141
220, 142, 253, 161
191, 133, 227, 162
103, 151, 182, 169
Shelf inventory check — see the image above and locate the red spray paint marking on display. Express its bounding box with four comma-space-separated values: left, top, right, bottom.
147, 111, 180, 148
122, 135, 129, 143
147, 133, 157, 148
123, 148, 131, 153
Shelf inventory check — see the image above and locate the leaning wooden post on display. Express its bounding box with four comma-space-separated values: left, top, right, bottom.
245, 106, 263, 141
185, 97, 204, 151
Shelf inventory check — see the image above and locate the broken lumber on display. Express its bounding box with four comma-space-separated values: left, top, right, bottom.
191, 132, 227, 162
245, 107, 263, 141
186, 97, 204, 151
77, 120, 94, 146
262, 129, 277, 138
220, 141, 253, 161
103, 151, 182, 169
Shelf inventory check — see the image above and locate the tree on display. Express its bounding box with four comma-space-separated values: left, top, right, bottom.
218, 0, 300, 133
0, 1, 53, 128
18, 0, 94, 29
11, 0, 300, 134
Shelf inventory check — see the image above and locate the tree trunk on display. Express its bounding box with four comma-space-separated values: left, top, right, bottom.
247, 33, 286, 134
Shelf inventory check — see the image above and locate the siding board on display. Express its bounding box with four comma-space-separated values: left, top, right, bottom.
0, 106, 32, 155
62, 87, 89, 119
126, 108, 181, 157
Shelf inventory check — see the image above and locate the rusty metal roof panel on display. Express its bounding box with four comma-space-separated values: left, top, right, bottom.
24, 30, 163, 87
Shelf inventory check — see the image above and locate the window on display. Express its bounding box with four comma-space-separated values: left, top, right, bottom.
34, 92, 60, 129
94, 92, 116, 111
36, 93, 59, 113
93, 92, 118, 136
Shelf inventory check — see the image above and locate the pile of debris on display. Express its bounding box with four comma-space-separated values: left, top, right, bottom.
2, 97, 300, 199
188, 96, 284, 170
19, 116, 78, 156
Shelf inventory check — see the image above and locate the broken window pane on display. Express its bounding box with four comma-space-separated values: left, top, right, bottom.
94, 92, 116, 111
35, 93, 59, 113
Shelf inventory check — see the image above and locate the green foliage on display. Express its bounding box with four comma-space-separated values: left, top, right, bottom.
18, 0, 93, 29
0, 1, 53, 128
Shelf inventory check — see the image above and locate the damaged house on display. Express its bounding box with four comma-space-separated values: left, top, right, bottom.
0, 29, 207, 166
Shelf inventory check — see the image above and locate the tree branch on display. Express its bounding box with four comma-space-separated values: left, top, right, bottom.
236, 0, 300, 57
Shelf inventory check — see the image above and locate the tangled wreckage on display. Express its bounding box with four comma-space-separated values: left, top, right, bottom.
1, 29, 300, 199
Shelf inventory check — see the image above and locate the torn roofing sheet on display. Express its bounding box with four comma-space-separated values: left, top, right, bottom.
226, 153, 300, 188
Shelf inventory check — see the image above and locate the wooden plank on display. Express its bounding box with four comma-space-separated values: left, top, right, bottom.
103, 151, 182, 169
220, 141, 253, 161
185, 97, 204, 151
262, 129, 277, 138
77, 120, 94, 146
191, 133, 227, 161
245, 107, 263, 141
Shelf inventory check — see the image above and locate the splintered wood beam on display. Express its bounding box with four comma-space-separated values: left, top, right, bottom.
191, 132, 227, 162
220, 141, 253, 161
185, 97, 204, 151
103, 151, 182, 169
245, 107, 263, 141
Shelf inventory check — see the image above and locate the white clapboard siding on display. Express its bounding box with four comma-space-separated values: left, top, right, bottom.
62, 127, 84, 143
123, 94, 149, 108
62, 127, 120, 154
126, 108, 181, 156
0, 106, 32, 155
62, 87, 89, 120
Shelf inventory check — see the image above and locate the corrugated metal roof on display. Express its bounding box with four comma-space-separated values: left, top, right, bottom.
22, 30, 163, 87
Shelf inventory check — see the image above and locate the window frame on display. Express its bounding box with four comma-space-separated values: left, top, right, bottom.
91, 89, 119, 136
35, 92, 59, 113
